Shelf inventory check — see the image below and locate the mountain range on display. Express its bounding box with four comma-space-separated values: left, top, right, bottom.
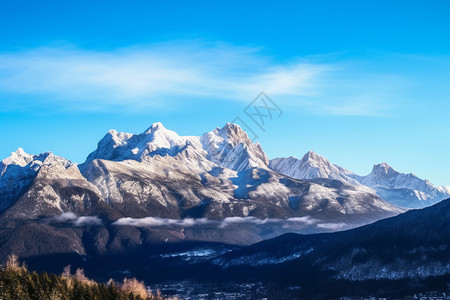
1, 122, 406, 224
270, 151, 450, 208
0, 123, 447, 254
0, 121, 406, 265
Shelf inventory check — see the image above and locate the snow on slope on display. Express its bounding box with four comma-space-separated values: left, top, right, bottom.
0, 148, 106, 218
85, 122, 204, 162
361, 162, 438, 192
358, 162, 450, 208
270, 153, 449, 209
86, 122, 268, 172
0, 123, 404, 224
200, 123, 269, 171
269, 151, 360, 185
0, 148, 73, 210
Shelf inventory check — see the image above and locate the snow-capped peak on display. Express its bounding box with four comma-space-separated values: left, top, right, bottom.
200, 123, 269, 171
143, 122, 187, 150
363, 162, 410, 186
371, 162, 397, 176
0, 149, 68, 175
301, 150, 328, 165
219, 123, 249, 139
1, 148, 34, 167
145, 121, 166, 133
269, 151, 360, 185
358, 162, 450, 207
84, 122, 211, 165
270, 153, 450, 208
0, 150, 74, 210
85, 121, 271, 172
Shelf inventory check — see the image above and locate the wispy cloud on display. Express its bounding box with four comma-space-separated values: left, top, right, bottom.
316, 222, 348, 230
112, 216, 346, 231
44, 212, 102, 227
113, 217, 212, 228
0, 42, 405, 115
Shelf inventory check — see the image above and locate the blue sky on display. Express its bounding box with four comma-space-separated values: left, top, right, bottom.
1, 0, 449, 186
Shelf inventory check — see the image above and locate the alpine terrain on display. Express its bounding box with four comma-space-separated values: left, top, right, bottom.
270, 152, 450, 208
0, 122, 403, 261
0, 122, 447, 299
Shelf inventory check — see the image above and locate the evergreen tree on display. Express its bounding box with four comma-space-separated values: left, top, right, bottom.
0, 254, 171, 300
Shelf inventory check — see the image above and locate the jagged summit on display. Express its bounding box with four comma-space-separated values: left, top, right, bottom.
0, 122, 405, 229
371, 162, 397, 176
0, 149, 75, 211
220, 123, 248, 138
300, 150, 334, 166
84, 122, 269, 172
361, 162, 435, 191
85, 122, 199, 163
145, 121, 166, 133
208, 123, 255, 149
1, 148, 34, 168
269, 150, 360, 185
200, 123, 268, 171
1, 121, 447, 216
303, 150, 319, 160
353, 162, 450, 208
270, 153, 450, 209
1, 148, 69, 171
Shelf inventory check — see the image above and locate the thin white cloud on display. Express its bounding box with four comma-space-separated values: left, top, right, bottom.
113, 217, 212, 227
44, 212, 102, 227
45, 213, 346, 231
0, 42, 404, 115
72, 216, 102, 227
112, 216, 344, 231
49, 212, 78, 222
285, 216, 318, 226
316, 222, 347, 230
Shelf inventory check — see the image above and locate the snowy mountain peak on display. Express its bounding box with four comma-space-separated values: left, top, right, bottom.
222, 122, 243, 133
0, 150, 74, 211
368, 163, 405, 181
372, 162, 397, 175
200, 123, 269, 171
0, 148, 65, 173
144, 122, 184, 148
105, 130, 133, 148
271, 154, 450, 208
269, 151, 361, 186
14, 147, 28, 157
144, 121, 168, 134
301, 150, 327, 164
214, 123, 252, 145
1, 148, 34, 167
85, 123, 197, 163
358, 162, 450, 207
85, 122, 270, 171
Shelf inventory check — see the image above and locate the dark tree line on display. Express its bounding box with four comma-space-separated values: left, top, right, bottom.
0, 254, 171, 300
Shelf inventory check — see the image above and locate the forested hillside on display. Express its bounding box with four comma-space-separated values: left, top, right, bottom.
0, 255, 168, 300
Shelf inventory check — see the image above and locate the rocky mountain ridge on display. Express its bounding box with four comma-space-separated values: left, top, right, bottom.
270, 152, 449, 208
0, 123, 402, 227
